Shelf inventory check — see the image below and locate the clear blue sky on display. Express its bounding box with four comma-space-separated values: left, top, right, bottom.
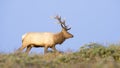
0, 0, 120, 53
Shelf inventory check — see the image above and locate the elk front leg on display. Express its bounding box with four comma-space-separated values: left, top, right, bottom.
44, 46, 48, 54
51, 46, 58, 53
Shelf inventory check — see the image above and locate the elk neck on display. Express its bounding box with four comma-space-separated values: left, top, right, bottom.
54, 30, 66, 45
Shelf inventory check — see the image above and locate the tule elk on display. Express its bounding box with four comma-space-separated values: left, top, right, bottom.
18, 15, 73, 54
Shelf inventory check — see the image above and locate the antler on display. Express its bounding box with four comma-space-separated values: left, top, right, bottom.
54, 15, 71, 30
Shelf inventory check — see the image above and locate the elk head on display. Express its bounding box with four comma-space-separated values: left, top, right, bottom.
54, 15, 73, 39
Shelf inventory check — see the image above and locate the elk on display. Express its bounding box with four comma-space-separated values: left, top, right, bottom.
17, 15, 73, 54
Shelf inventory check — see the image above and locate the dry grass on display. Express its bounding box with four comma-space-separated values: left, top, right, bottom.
1, 43, 120, 68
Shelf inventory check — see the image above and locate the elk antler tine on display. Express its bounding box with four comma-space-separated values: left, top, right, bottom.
67, 27, 71, 30
63, 19, 65, 24
56, 15, 61, 20
54, 15, 71, 30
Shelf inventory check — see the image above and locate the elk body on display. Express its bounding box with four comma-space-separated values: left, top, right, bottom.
18, 15, 73, 54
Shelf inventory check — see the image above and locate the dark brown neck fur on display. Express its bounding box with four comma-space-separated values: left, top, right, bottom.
54, 32, 66, 45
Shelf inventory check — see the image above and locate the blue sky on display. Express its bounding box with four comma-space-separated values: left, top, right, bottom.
0, 0, 120, 53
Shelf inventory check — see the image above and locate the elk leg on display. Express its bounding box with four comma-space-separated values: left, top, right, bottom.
52, 46, 58, 53
25, 45, 32, 54
44, 47, 48, 54
18, 45, 26, 52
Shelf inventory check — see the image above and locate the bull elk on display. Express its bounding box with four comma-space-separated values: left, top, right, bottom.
17, 15, 73, 54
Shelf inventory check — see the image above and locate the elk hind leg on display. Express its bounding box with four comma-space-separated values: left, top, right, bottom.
25, 45, 32, 54
17, 44, 27, 53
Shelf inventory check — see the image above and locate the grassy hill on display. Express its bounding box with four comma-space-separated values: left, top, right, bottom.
0, 43, 120, 68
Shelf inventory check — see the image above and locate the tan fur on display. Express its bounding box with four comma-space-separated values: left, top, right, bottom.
18, 16, 73, 54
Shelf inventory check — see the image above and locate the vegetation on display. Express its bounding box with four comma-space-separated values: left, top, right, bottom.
1, 43, 120, 68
